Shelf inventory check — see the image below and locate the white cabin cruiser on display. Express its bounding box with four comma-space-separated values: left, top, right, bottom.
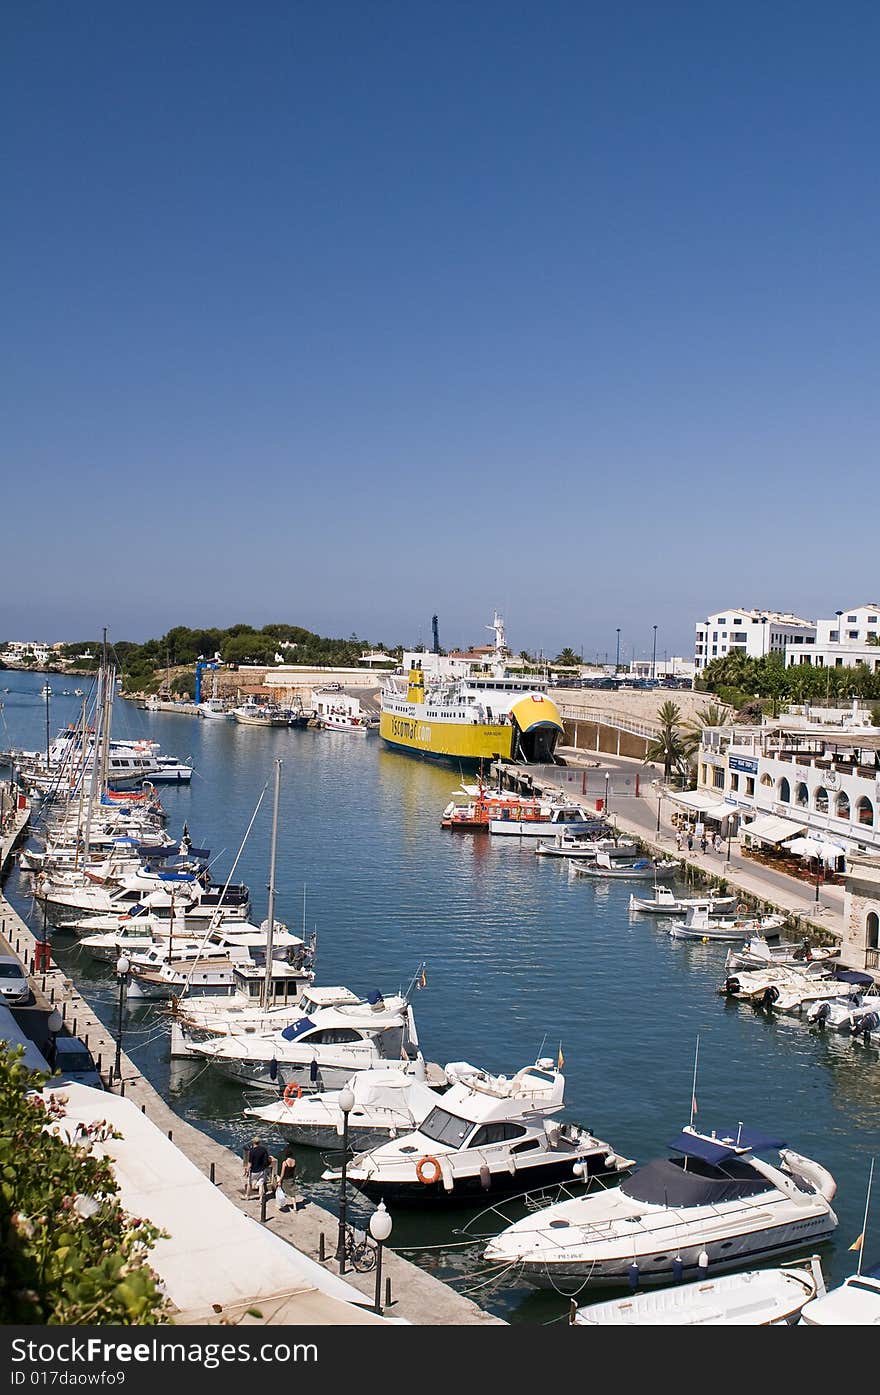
489, 803, 599, 838
573, 1255, 825, 1325
483, 1123, 838, 1288
178, 989, 423, 1087
323, 1060, 633, 1206
245, 1064, 441, 1150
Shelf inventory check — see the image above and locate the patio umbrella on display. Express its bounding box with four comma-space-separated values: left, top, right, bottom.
782, 836, 844, 865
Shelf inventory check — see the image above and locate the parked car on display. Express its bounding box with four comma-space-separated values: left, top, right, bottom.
0, 954, 30, 1006
52, 1035, 104, 1089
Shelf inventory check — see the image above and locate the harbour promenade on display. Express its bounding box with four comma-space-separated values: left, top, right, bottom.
0, 821, 503, 1326
539, 750, 852, 954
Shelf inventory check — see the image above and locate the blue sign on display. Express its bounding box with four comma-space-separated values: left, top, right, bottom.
729, 756, 758, 774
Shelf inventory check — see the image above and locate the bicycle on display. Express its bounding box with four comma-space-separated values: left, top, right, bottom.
341, 1223, 376, 1273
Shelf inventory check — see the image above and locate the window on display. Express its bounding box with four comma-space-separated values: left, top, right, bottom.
848, 615, 858, 623
848, 631, 859, 640
795, 782, 809, 807
733, 618, 742, 626
718, 618, 727, 625
778, 778, 790, 803
870, 616, 878, 625
470, 1122, 528, 1147
730, 774, 740, 792
868, 912, 880, 952
301, 1027, 363, 1044
714, 768, 725, 789
830, 631, 839, 642
814, 787, 829, 814
419, 1107, 473, 1149
856, 797, 874, 828
746, 778, 755, 797
835, 791, 850, 820
760, 773, 773, 787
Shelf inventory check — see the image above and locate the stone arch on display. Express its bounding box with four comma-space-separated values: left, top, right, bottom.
795, 782, 809, 807
760, 773, 773, 787
778, 777, 791, 803
868, 911, 880, 952
835, 790, 850, 820
856, 796, 874, 827
814, 785, 829, 814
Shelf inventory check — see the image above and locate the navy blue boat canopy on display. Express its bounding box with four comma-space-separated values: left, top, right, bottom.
280, 1017, 315, 1041
834, 968, 875, 987
668, 1127, 785, 1165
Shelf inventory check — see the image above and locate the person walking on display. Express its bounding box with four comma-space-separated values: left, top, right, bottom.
244, 1137, 272, 1199
700, 833, 708, 854
675, 831, 683, 852
686, 832, 694, 852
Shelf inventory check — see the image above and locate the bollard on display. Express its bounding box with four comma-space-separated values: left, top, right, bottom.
210, 1162, 216, 1185
41, 976, 46, 992
96, 1053, 102, 1072
62, 1002, 66, 1022
167, 1130, 173, 1141
84, 1035, 88, 1049
50, 987, 55, 1003
119, 1079, 125, 1097
319, 1233, 325, 1262
107, 1066, 114, 1085
72, 1018, 77, 1036
386, 1277, 392, 1309
141, 1104, 146, 1114
260, 1190, 268, 1224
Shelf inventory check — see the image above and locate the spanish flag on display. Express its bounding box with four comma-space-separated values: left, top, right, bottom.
849, 1231, 864, 1252
419, 967, 427, 989
557, 1044, 565, 1070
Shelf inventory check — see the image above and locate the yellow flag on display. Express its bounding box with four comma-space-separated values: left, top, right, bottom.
557, 1045, 565, 1070
849, 1231, 864, 1252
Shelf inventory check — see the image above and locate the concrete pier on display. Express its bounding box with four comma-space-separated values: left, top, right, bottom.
0, 867, 502, 1326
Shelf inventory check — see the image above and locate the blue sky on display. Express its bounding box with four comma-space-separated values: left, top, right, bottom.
3, 2, 878, 662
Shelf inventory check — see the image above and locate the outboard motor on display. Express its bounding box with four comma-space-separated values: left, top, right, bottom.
855, 1011, 879, 1039
813, 1002, 831, 1026
762, 985, 779, 1009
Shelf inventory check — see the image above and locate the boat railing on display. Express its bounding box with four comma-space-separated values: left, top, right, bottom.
537, 1195, 782, 1251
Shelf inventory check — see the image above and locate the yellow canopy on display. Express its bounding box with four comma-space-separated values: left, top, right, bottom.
509, 694, 564, 733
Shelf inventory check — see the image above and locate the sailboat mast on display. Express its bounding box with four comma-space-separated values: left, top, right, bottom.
261, 759, 282, 1011
857, 1157, 875, 1279
689, 1034, 700, 1129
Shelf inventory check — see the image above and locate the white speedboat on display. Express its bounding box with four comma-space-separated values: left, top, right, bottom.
668, 908, 786, 942
806, 994, 880, 1035
573, 1255, 825, 1325
629, 886, 737, 915
148, 756, 194, 783
322, 1059, 634, 1206
244, 1064, 441, 1150
483, 1123, 838, 1288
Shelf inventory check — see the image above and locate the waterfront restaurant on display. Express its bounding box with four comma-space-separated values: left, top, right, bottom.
694, 719, 880, 865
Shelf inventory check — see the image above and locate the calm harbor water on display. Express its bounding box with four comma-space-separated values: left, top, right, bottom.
2, 669, 879, 1322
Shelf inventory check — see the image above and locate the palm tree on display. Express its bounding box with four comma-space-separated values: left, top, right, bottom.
644, 700, 693, 780
556, 647, 579, 666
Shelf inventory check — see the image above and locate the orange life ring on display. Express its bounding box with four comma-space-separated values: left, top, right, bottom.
416, 1154, 442, 1185
283, 1082, 303, 1105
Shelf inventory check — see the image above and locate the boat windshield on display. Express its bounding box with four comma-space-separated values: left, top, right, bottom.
418, 1107, 474, 1149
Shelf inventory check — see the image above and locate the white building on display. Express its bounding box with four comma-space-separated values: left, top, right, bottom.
785, 601, 880, 674
691, 717, 880, 862
694, 608, 816, 673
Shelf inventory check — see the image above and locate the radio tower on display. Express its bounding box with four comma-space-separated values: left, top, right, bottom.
432, 614, 440, 654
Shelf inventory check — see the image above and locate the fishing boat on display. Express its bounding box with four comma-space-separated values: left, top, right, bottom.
488, 801, 603, 839
536, 834, 636, 859
574, 853, 680, 880
668, 908, 786, 942
724, 934, 839, 972
483, 1123, 839, 1288
572, 1255, 825, 1325
232, 700, 290, 726
379, 612, 564, 765
318, 709, 376, 733
197, 698, 230, 719
629, 886, 737, 915
244, 1064, 441, 1150
322, 1058, 633, 1206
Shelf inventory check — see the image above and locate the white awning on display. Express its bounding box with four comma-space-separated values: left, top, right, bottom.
703, 800, 740, 822
742, 813, 809, 845
667, 791, 718, 813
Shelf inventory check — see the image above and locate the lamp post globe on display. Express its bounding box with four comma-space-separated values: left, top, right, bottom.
47, 1007, 63, 1069
335, 1084, 356, 1269
370, 1201, 393, 1312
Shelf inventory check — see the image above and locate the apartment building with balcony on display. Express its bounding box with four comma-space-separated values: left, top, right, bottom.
694, 608, 815, 674
784, 601, 880, 673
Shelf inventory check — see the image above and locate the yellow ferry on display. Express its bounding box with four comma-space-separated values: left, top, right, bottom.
379, 613, 564, 765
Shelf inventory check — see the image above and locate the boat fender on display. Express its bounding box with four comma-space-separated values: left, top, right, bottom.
627, 1263, 640, 1292
737, 903, 748, 915
416, 1155, 442, 1186
269, 1057, 278, 1081
283, 1081, 302, 1105
697, 1250, 709, 1278
672, 1256, 684, 1284
480, 1164, 491, 1190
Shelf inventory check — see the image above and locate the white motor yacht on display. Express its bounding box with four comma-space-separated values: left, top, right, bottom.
177, 988, 425, 1088
245, 1064, 441, 1150
483, 1123, 838, 1288
799, 1265, 880, 1324
323, 1059, 633, 1206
